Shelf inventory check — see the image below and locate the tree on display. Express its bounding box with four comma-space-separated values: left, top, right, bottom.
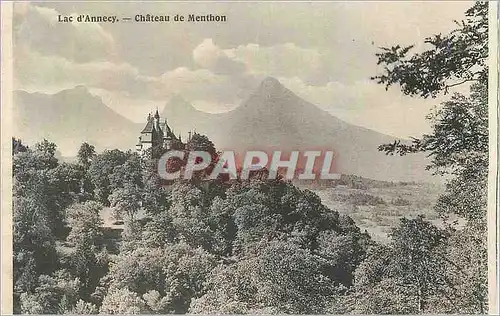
189, 178, 368, 313
70, 300, 98, 314
225, 179, 368, 274
142, 170, 171, 216
185, 133, 216, 156
19, 270, 81, 314
12, 137, 28, 155
104, 242, 217, 314
109, 153, 143, 191
142, 210, 176, 248
191, 240, 340, 314
13, 143, 73, 305
13, 141, 102, 311
372, 2, 487, 98
35, 139, 57, 157
371, 4, 489, 312
189, 260, 256, 314
436, 225, 488, 313
77, 142, 96, 170
13, 193, 58, 296
373, 2, 488, 173
13, 144, 58, 178
107, 154, 145, 228
389, 216, 451, 313
373, 1, 489, 189
253, 241, 337, 313
166, 182, 221, 252
351, 216, 450, 314
109, 184, 142, 221
65, 201, 108, 300
379, 84, 487, 177
87, 149, 128, 205
185, 133, 218, 180
100, 288, 147, 314
49, 162, 87, 208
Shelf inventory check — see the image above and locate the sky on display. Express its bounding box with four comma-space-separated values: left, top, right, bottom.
13, 1, 473, 139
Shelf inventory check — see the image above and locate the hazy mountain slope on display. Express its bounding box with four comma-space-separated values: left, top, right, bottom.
163, 78, 434, 182
14, 86, 138, 156
160, 95, 220, 140
14, 79, 435, 182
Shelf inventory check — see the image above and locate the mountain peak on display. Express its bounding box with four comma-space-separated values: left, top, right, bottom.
74, 84, 88, 91
261, 76, 281, 85
56, 85, 93, 99
163, 95, 208, 120
68, 84, 90, 94
258, 77, 287, 94
168, 94, 189, 105
165, 95, 196, 112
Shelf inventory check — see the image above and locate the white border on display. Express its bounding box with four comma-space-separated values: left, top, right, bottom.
1, 2, 14, 314
488, 1, 499, 314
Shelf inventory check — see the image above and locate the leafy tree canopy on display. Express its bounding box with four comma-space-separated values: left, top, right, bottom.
77, 142, 96, 169
372, 2, 487, 98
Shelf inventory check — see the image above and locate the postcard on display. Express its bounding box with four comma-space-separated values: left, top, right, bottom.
1, 1, 498, 314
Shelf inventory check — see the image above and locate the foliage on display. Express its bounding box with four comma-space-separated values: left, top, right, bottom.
66, 201, 103, 247
35, 139, 58, 157
351, 216, 451, 314
13, 140, 80, 305
87, 149, 129, 205
109, 184, 143, 221
435, 225, 488, 313
191, 240, 340, 314
92, 173, 369, 314
65, 201, 109, 301
77, 142, 96, 170
103, 242, 217, 314
370, 4, 489, 313
12, 137, 28, 155
13, 193, 58, 293
142, 170, 171, 216
100, 287, 148, 314
19, 270, 81, 314
379, 83, 488, 177
71, 300, 98, 314
435, 157, 488, 224
372, 2, 487, 98
185, 132, 216, 156
109, 152, 143, 191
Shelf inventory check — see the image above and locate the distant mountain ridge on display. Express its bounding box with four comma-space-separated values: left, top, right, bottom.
14, 86, 138, 156
14, 78, 435, 182
163, 77, 434, 182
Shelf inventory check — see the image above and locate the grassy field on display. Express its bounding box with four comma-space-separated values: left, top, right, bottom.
304, 181, 446, 242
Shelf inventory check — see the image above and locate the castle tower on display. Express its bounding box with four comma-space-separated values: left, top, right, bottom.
137, 113, 155, 155
137, 109, 184, 156
154, 109, 161, 131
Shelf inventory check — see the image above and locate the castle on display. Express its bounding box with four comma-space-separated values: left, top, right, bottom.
136, 110, 189, 156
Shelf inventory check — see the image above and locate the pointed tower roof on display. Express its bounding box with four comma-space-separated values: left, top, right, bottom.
141, 113, 155, 133
154, 108, 160, 119
160, 117, 175, 137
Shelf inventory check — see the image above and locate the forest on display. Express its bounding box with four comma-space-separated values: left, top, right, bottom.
12, 2, 488, 314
